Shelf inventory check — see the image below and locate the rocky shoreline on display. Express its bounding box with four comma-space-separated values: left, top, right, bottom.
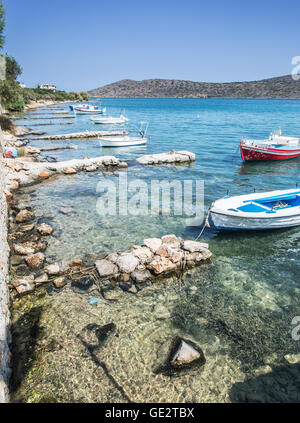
0, 130, 11, 403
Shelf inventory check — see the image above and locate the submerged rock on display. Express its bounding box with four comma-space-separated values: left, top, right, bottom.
34, 273, 49, 286
153, 304, 171, 320
170, 339, 202, 366
12, 275, 35, 295
53, 276, 67, 288
37, 223, 54, 235
131, 269, 152, 283
155, 337, 206, 375
15, 209, 34, 223
284, 353, 300, 364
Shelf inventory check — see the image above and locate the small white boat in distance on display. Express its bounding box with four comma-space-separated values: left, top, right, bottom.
209, 188, 300, 231
99, 135, 147, 147
91, 114, 129, 124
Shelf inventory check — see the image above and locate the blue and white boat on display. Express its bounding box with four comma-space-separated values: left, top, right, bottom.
209, 188, 300, 231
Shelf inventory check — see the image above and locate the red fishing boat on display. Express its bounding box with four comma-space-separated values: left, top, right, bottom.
240, 130, 300, 161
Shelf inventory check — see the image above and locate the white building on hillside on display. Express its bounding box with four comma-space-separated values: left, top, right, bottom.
39, 84, 56, 91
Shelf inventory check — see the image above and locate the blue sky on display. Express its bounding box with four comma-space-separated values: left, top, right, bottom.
2, 0, 300, 91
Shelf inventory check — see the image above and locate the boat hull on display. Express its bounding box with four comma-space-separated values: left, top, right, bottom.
75, 109, 105, 115
92, 118, 127, 124
240, 142, 300, 161
99, 137, 147, 147
209, 211, 300, 231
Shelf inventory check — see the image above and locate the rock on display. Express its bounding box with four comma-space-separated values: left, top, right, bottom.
284, 353, 300, 364
13, 275, 35, 295
128, 284, 138, 293
147, 256, 176, 274
38, 172, 50, 179
63, 167, 77, 174
170, 338, 205, 368
13, 243, 35, 255
143, 238, 162, 253
35, 241, 48, 252
131, 269, 152, 283
45, 263, 60, 275
34, 273, 49, 286
70, 259, 83, 267
95, 259, 118, 277
4, 190, 13, 205
10, 255, 23, 266
254, 365, 272, 376
183, 240, 209, 253
26, 146, 40, 154
156, 244, 183, 263
59, 207, 74, 215
131, 245, 153, 262
121, 273, 131, 282
186, 250, 212, 263
161, 234, 181, 248
20, 223, 35, 232
104, 287, 123, 300
9, 180, 19, 190
153, 304, 171, 320
25, 252, 45, 269
15, 209, 34, 223
106, 253, 119, 263
116, 253, 139, 273
85, 164, 98, 172
53, 276, 67, 288
37, 223, 53, 235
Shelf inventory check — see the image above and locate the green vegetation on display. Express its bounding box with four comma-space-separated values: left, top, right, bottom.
0, 1, 89, 113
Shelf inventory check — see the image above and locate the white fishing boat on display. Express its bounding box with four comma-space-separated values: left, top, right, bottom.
91, 114, 129, 124
209, 188, 300, 231
99, 135, 147, 147
73, 105, 106, 115
99, 121, 148, 147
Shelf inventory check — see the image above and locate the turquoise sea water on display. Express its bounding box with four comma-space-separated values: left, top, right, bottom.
14, 99, 300, 402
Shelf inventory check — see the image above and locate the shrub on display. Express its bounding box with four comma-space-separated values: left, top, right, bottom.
0, 114, 15, 132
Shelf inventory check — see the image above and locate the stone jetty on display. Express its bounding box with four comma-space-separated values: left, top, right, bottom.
28, 115, 75, 120
9, 229, 211, 297
136, 150, 195, 165
26, 129, 128, 140
3, 155, 128, 188
95, 235, 211, 284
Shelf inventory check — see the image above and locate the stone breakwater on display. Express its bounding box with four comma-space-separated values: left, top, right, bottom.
136, 150, 195, 165
8, 215, 211, 296
3, 155, 128, 189
0, 130, 11, 403
94, 235, 211, 287
26, 130, 128, 140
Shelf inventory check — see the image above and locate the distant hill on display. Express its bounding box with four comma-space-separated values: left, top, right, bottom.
88, 75, 300, 98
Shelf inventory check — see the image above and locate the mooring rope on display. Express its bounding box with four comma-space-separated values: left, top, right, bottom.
194, 208, 211, 241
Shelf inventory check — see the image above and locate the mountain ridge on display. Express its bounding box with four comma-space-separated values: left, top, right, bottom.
88, 75, 300, 98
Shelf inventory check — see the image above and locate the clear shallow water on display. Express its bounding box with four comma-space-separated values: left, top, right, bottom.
13, 99, 300, 402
